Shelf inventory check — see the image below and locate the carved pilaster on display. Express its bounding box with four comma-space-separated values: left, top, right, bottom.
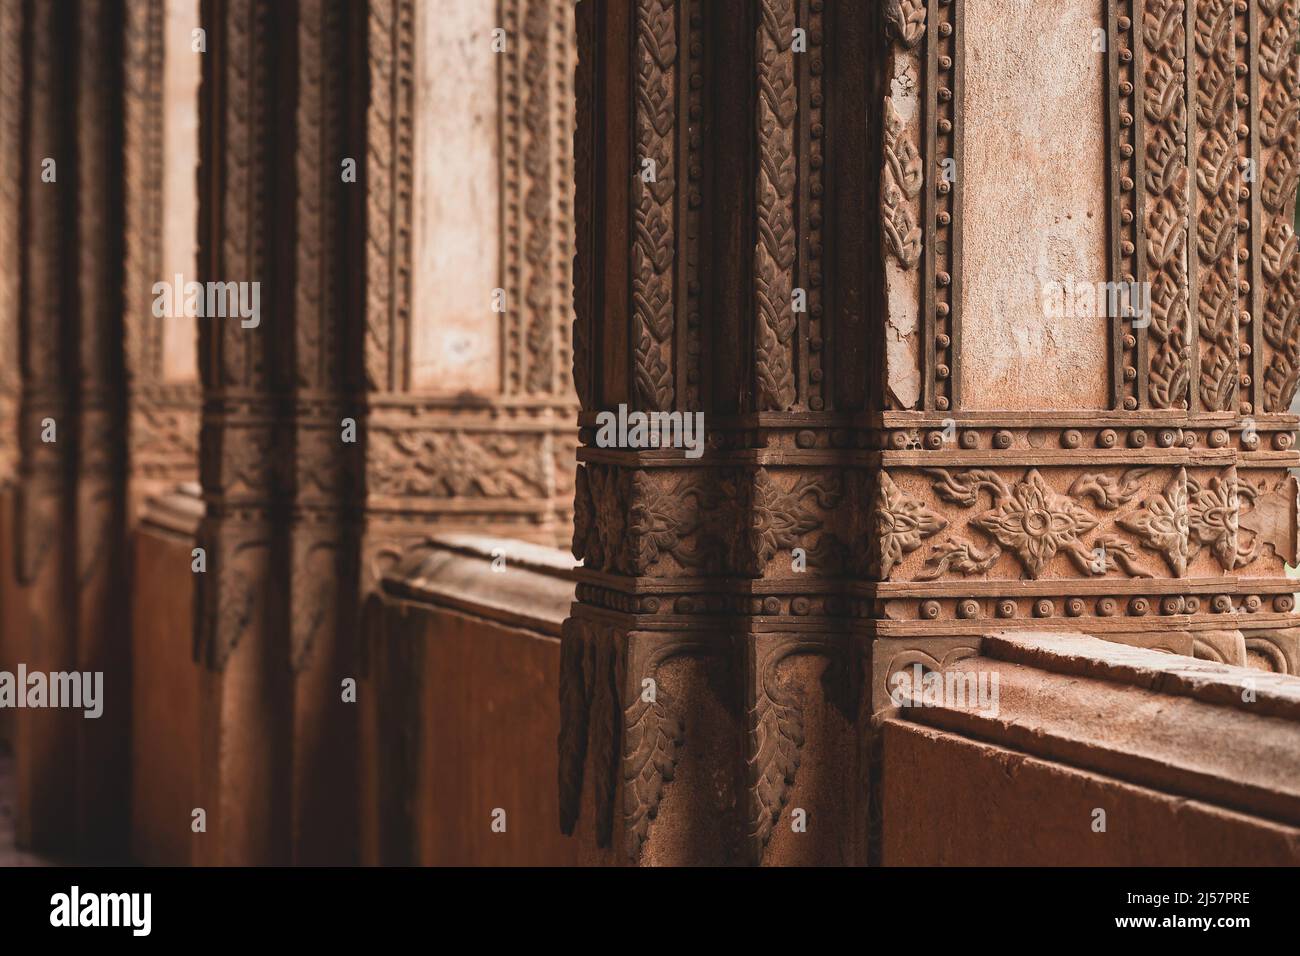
1190, 0, 1243, 413
73, 0, 131, 856
285, 0, 365, 863
1139, 0, 1193, 411
5, 0, 139, 857
564, 0, 871, 867
359, 0, 578, 596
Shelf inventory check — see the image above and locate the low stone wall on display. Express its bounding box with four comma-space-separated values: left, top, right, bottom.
129, 485, 203, 865
361, 535, 579, 866
880, 632, 1300, 865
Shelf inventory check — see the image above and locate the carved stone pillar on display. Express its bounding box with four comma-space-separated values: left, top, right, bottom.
192, 0, 578, 864
194, 0, 293, 865
562, 0, 1300, 866
873, 0, 1300, 685
564, 0, 872, 867
4, 0, 134, 858
873, 0, 1300, 856
72, 0, 130, 855
12, 0, 80, 854
285, 0, 365, 863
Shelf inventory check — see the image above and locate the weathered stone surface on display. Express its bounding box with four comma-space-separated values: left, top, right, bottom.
960, 0, 1110, 411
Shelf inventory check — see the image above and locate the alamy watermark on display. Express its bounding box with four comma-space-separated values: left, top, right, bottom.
152, 274, 261, 328
0, 665, 102, 719
1041, 277, 1151, 326
888, 663, 1000, 718
595, 403, 705, 459
50, 886, 151, 936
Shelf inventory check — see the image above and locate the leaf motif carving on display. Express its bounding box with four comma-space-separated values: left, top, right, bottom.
876, 472, 946, 577
1261, 82, 1300, 147
754, 0, 797, 411
1262, 141, 1300, 215
922, 468, 1011, 508
746, 643, 806, 863
916, 538, 1001, 581
1118, 469, 1189, 577
1189, 469, 1241, 570
742, 469, 842, 577
623, 668, 684, 864
884, 0, 926, 47
1069, 468, 1154, 510
882, 98, 923, 269
1262, 219, 1299, 281
630, 0, 677, 411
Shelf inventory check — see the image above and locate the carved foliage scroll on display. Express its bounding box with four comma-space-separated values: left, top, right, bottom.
754, 0, 797, 411
882, 98, 923, 269
1259, 0, 1300, 410
1192, 0, 1241, 411
1144, 0, 1193, 409
632, 0, 676, 410
364, 0, 413, 392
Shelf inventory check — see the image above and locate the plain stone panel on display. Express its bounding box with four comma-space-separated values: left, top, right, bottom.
960, 0, 1110, 410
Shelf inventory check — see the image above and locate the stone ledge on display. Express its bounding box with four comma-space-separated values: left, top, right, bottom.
379, 534, 577, 638
893, 632, 1300, 828
137, 481, 203, 540
983, 630, 1300, 722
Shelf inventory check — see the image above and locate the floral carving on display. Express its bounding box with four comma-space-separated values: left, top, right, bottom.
631, 0, 677, 409
971, 470, 1099, 579
369, 430, 547, 499
1144, 0, 1192, 411
746, 641, 805, 864
573, 464, 629, 573
741, 469, 842, 577
1118, 468, 1189, 577
1258, 0, 1300, 411
1191, 0, 1241, 412
627, 471, 728, 575
875, 471, 945, 577
1084, 535, 1153, 578
1239, 475, 1299, 566
925, 468, 1108, 579
754, 0, 797, 411
1189, 469, 1244, 570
